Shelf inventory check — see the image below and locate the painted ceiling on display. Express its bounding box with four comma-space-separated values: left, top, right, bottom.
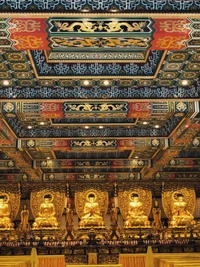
0, 0, 200, 187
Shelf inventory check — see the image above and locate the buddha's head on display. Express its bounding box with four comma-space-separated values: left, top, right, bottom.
0, 195, 5, 204
88, 193, 95, 203
177, 193, 183, 202
44, 194, 52, 203
131, 193, 139, 202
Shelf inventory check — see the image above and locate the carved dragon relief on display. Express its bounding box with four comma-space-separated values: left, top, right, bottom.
54, 20, 147, 33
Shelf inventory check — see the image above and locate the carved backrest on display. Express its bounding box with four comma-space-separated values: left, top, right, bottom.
0, 191, 20, 221
118, 188, 152, 220
162, 188, 196, 219
30, 190, 65, 220
75, 189, 108, 219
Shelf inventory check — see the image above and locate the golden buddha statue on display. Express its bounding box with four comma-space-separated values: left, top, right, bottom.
32, 194, 59, 229
170, 193, 194, 228
124, 193, 150, 228
0, 195, 14, 230
79, 193, 105, 228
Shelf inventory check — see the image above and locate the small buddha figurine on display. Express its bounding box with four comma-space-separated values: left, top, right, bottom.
79, 193, 105, 228
170, 193, 194, 227
32, 194, 59, 229
0, 195, 14, 230
152, 200, 162, 229
124, 193, 150, 228
19, 204, 30, 233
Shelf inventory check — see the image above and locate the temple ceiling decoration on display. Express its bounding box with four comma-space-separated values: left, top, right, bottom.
0, 2, 200, 186
0, 0, 200, 12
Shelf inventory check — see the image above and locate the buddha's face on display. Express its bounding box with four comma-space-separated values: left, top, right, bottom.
132, 197, 139, 202
0, 199, 3, 205
89, 197, 95, 203
44, 198, 50, 204
178, 196, 183, 202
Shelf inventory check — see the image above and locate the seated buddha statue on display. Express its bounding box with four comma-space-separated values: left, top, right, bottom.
169, 193, 194, 228
0, 195, 14, 230
79, 193, 105, 228
32, 194, 59, 229
124, 193, 150, 228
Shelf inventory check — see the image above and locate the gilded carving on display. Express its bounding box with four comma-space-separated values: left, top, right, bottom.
168, 53, 188, 61
176, 102, 187, 112
65, 113, 126, 118
30, 190, 65, 222
0, 191, 20, 229
181, 72, 198, 79
75, 189, 108, 228
78, 174, 107, 180
51, 37, 149, 48
193, 138, 200, 146
3, 103, 15, 113
186, 63, 200, 70
118, 188, 151, 227
11, 19, 41, 32
54, 21, 95, 32
106, 21, 146, 32
162, 188, 196, 222
192, 53, 200, 61
7, 52, 25, 61
0, 63, 7, 71
13, 35, 44, 49
54, 20, 146, 33
161, 72, 177, 79
10, 63, 28, 71
15, 72, 32, 79
72, 140, 116, 148
159, 20, 190, 33
65, 103, 127, 112
156, 35, 187, 49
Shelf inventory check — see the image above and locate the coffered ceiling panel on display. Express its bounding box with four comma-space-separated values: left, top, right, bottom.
0, 1, 200, 186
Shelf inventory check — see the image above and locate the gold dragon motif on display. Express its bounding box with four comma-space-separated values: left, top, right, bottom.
54, 21, 95, 32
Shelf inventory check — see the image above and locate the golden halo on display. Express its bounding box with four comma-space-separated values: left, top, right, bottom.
129, 191, 140, 202
86, 191, 97, 202
0, 193, 10, 204
172, 191, 183, 201
43, 192, 54, 202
